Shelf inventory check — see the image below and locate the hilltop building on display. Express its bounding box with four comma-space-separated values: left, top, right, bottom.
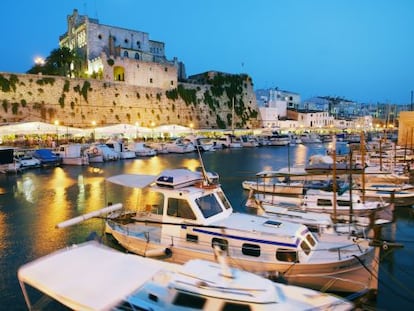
59, 9, 185, 89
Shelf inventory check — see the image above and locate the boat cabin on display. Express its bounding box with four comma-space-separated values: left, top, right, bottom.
106, 169, 319, 266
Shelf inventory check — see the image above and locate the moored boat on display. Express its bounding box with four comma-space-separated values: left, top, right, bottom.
54, 143, 89, 165
32, 148, 61, 167
127, 141, 157, 157
17, 241, 354, 311
85, 143, 120, 162
104, 168, 379, 294
356, 182, 414, 206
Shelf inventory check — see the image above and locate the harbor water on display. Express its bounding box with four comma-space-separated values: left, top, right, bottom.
1, 143, 414, 310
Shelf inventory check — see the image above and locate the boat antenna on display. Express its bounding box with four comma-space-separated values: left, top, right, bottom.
197, 147, 212, 185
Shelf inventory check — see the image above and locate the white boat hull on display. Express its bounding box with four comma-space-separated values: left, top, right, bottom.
106, 218, 376, 293
242, 180, 303, 195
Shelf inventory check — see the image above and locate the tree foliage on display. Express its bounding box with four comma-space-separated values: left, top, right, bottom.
27, 47, 82, 77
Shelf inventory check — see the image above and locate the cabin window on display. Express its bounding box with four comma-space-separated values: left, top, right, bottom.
216, 190, 232, 210
167, 198, 196, 220
222, 302, 251, 311
300, 240, 311, 255
195, 194, 223, 218
317, 199, 332, 206
172, 292, 206, 308
276, 248, 298, 262
305, 234, 316, 247
337, 200, 351, 207
140, 190, 164, 215
212, 238, 228, 251
186, 234, 198, 243
242, 243, 261, 257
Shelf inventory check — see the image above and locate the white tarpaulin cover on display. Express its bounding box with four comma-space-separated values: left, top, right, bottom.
18, 241, 166, 310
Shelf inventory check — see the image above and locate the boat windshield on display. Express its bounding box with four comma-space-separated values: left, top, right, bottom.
216, 190, 232, 210
195, 193, 223, 218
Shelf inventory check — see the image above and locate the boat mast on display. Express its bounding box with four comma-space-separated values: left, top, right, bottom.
361, 131, 366, 203
332, 135, 337, 223
231, 97, 235, 135
348, 147, 354, 224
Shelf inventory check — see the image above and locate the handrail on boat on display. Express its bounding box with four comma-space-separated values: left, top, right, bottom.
329, 241, 364, 260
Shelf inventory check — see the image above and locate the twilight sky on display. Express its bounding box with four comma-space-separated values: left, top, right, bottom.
1, 0, 413, 104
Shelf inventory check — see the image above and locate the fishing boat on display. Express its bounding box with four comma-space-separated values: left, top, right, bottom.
242, 179, 304, 195
17, 241, 354, 311
14, 149, 41, 169
85, 143, 120, 162
54, 143, 89, 165
127, 142, 157, 157
305, 154, 364, 175
104, 168, 379, 294
356, 182, 414, 207
254, 188, 392, 218
242, 171, 349, 196
246, 192, 369, 236
32, 148, 61, 167
106, 139, 136, 159
242, 170, 304, 196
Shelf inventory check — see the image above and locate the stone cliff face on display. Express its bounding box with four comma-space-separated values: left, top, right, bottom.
0, 73, 261, 129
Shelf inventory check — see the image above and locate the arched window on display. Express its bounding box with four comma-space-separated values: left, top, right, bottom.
123, 51, 129, 58
134, 53, 139, 60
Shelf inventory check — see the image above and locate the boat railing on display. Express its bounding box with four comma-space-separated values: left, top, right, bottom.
328, 242, 363, 261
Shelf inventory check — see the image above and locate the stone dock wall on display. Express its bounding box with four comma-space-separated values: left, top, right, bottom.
0, 72, 261, 130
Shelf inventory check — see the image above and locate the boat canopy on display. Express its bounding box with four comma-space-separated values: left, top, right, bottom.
106, 174, 156, 188
18, 242, 166, 310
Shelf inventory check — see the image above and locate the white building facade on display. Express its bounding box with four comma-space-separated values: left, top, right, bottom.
59, 9, 184, 89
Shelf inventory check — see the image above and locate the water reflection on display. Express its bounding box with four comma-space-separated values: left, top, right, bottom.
16, 175, 36, 203
292, 144, 307, 166
83, 176, 105, 212
0, 211, 8, 252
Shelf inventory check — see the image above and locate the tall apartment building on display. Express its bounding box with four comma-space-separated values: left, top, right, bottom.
59, 9, 185, 89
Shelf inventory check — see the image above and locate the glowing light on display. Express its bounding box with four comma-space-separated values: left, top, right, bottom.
34, 56, 45, 65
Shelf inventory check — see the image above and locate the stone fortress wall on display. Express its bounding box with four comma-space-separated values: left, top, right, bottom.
0, 72, 261, 130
